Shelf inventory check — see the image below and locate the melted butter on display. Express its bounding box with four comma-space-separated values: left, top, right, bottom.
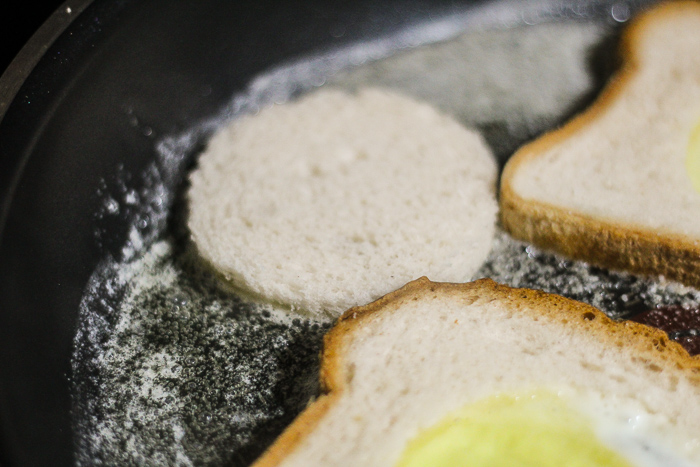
686, 118, 700, 193
395, 391, 633, 467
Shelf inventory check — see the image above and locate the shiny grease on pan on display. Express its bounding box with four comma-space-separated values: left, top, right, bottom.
71, 2, 700, 466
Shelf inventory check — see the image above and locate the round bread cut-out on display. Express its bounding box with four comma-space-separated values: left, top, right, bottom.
188, 88, 497, 317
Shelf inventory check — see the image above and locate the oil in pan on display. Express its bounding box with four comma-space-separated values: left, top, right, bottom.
71, 2, 700, 465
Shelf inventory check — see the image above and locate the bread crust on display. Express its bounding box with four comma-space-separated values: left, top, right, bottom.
500, 0, 700, 287
252, 277, 700, 466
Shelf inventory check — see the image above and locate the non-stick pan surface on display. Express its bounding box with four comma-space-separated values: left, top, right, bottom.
0, 2, 508, 464
0, 1, 666, 465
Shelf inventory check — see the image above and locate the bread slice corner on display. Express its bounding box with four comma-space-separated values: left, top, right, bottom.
253, 277, 700, 466
500, 0, 700, 287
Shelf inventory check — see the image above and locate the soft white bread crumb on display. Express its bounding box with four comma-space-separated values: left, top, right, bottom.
500, 1, 700, 286
188, 88, 497, 317
253, 278, 700, 467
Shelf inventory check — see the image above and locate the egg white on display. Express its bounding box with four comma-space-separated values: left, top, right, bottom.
558, 387, 698, 467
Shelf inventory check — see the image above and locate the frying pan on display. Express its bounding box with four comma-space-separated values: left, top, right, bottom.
0, 1, 659, 465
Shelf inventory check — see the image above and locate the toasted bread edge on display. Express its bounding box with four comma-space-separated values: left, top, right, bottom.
252, 277, 700, 466
499, 0, 700, 288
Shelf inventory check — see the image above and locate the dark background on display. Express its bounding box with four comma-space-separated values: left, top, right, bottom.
2, 1, 67, 77
2, 3, 69, 466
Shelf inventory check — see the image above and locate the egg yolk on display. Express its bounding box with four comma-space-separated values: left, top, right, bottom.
395, 391, 633, 467
687, 118, 700, 193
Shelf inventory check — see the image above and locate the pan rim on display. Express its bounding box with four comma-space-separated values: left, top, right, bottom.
0, 0, 94, 126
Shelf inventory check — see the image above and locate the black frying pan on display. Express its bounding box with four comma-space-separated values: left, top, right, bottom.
0, 1, 659, 465
0, 2, 501, 464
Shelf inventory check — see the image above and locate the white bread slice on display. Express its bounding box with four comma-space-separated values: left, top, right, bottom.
253, 278, 700, 466
500, 1, 700, 287
188, 88, 497, 318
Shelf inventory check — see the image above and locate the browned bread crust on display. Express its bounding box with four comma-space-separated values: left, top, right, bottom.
252, 277, 700, 466
499, 0, 700, 287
